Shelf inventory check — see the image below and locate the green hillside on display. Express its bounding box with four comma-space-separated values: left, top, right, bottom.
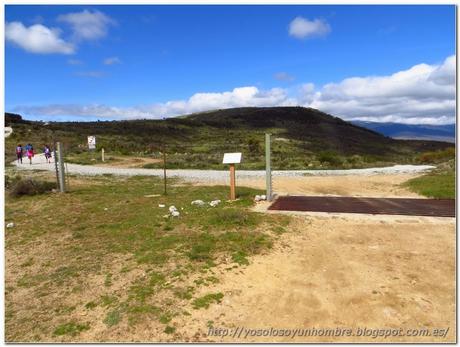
5, 107, 453, 169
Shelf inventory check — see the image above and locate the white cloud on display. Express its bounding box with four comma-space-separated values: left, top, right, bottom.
15, 87, 293, 120
274, 72, 295, 82
104, 56, 122, 65
289, 17, 331, 39
5, 21, 74, 54
12, 56, 456, 125
306, 55, 456, 124
57, 9, 115, 41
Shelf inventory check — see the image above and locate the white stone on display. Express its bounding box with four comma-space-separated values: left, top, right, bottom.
6, 222, 14, 228
260, 195, 266, 200
191, 200, 205, 206
104, 207, 108, 211
209, 200, 221, 207
163, 214, 170, 218
169, 206, 177, 213
158, 204, 166, 208
171, 211, 180, 217
254, 195, 261, 202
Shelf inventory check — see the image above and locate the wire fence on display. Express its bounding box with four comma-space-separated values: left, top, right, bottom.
50, 132, 277, 198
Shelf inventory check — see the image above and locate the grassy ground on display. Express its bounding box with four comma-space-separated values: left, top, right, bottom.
5, 171, 290, 342
404, 161, 455, 199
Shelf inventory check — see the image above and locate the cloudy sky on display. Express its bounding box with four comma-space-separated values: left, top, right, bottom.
5, 5, 456, 124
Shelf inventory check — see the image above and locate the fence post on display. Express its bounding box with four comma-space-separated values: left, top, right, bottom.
163, 144, 167, 195
265, 133, 272, 201
53, 142, 59, 188
57, 142, 66, 193
229, 163, 236, 200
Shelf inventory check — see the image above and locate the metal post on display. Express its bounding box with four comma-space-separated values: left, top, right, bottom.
65, 162, 70, 191
265, 133, 272, 201
57, 142, 66, 193
163, 144, 167, 195
229, 164, 236, 200
53, 142, 59, 188
101, 148, 105, 162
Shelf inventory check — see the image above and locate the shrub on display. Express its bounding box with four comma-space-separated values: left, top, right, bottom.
418, 147, 455, 164
9, 178, 56, 198
317, 151, 343, 166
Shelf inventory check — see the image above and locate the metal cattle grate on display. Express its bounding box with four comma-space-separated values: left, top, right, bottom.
268, 196, 455, 217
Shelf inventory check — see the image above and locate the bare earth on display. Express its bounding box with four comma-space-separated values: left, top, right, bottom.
236, 174, 424, 198
5, 172, 456, 342
179, 214, 455, 342
95, 156, 162, 168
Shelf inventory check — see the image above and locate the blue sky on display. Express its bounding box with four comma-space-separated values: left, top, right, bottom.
5, 5, 456, 124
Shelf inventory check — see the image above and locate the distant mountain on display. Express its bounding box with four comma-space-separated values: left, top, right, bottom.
352, 121, 455, 143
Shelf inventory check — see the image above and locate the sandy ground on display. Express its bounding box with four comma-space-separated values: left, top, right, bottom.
178, 214, 455, 343
237, 174, 424, 198
94, 156, 162, 168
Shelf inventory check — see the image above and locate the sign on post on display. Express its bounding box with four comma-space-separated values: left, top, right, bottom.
223, 153, 242, 164
87, 136, 96, 150
223, 153, 242, 200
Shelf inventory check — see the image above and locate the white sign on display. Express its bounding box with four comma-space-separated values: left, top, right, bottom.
87, 136, 96, 150
223, 152, 242, 164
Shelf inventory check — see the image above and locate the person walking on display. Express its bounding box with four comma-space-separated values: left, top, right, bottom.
44, 144, 52, 163
16, 144, 23, 164
26, 143, 34, 165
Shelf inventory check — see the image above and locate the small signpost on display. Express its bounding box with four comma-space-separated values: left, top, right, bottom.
223, 152, 242, 200
87, 136, 96, 150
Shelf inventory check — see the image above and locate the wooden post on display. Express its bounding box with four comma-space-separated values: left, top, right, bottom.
57, 142, 66, 193
229, 163, 236, 200
163, 144, 167, 195
101, 148, 105, 162
265, 133, 272, 201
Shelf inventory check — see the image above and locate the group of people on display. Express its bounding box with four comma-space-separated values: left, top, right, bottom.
16, 143, 52, 165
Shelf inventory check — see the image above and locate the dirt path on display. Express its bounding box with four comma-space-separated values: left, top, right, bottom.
94, 156, 162, 168
178, 214, 455, 343
237, 174, 423, 198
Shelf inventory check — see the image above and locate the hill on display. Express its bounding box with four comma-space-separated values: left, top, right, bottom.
5, 107, 454, 169
353, 121, 455, 143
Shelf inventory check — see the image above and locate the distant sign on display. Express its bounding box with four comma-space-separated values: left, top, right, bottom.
87, 136, 96, 150
223, 152, 242, 164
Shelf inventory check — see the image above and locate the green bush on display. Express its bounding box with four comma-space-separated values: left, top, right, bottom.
317, 151, 343, 166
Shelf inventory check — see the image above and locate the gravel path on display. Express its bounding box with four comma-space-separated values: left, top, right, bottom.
13, 153, 435, 182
